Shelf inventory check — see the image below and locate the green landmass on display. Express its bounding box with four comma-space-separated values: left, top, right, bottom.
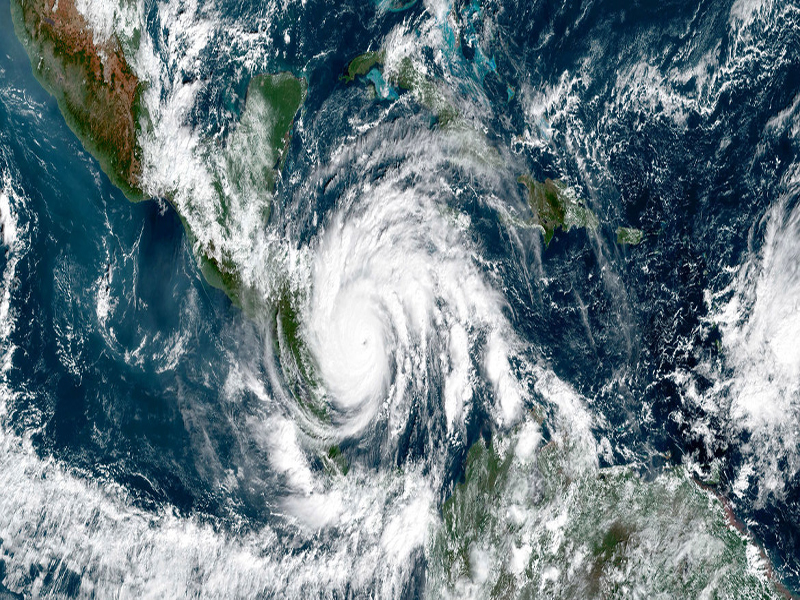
342, 50, 385, 83
439, 439, 512, 576
244, 73, 307, 181
324, 445, 349, 476
274, 286, 328, 422
343, 52, 458, 125
197, 241, 245, 307
12, 1, 318, 422
210, 72, 306, 241
391, 57, 459, 127
616, 226, 644, 246
517, 176, 599, 245
275, 286, 314, 386
10, 6, 307, 312
10, 0, 145, 200
217, 72, 306, 207
431, 432, 783, 599
179, 72, 307, 311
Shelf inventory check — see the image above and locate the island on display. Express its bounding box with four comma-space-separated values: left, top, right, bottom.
343, 50, 458, 126
616, 226, 644, 246
341, 50, 385, 83
393, 57, 459, 126
517, 175, 599, 245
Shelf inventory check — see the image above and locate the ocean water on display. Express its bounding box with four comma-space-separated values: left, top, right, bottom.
0, 0, 799, 596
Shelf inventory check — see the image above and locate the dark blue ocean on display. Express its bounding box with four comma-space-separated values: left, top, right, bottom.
1, 0, 799, 596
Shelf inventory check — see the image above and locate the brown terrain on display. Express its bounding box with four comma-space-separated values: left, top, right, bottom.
692, 476, 796, 599
11, 0, 144, 200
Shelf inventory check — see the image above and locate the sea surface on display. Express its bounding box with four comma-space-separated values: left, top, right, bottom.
0, 0, 799, 596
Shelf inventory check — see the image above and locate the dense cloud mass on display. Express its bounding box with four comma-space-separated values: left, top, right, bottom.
0, 0, 798, 597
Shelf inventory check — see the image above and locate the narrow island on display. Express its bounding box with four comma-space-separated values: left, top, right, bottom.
343, 50, 458, 126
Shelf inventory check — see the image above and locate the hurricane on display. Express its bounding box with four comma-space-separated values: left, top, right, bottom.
0, 0, 799, 596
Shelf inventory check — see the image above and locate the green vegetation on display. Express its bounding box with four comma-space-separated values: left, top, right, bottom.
439, 440, 512, 578
198, 248, 244, 308
342, 50, 385, 83
342, 52, 458, 125
11, 4, 307, 312
276, 288, 311, 383
517, 175, 599, 245
10, 0, 145, 200
616, 226, 644, 245
392, 57, 458, 127
219, 72, 306, 204
593, 521, 632, 562
246, 73, 307, 178
191, 72, 306, 309
430, 430, 783, 599
590, 520, 633, 592
274, 286, 328, 422
210, 72, 306, 240
11, 0, 325, 427
324, 445, 349, 476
